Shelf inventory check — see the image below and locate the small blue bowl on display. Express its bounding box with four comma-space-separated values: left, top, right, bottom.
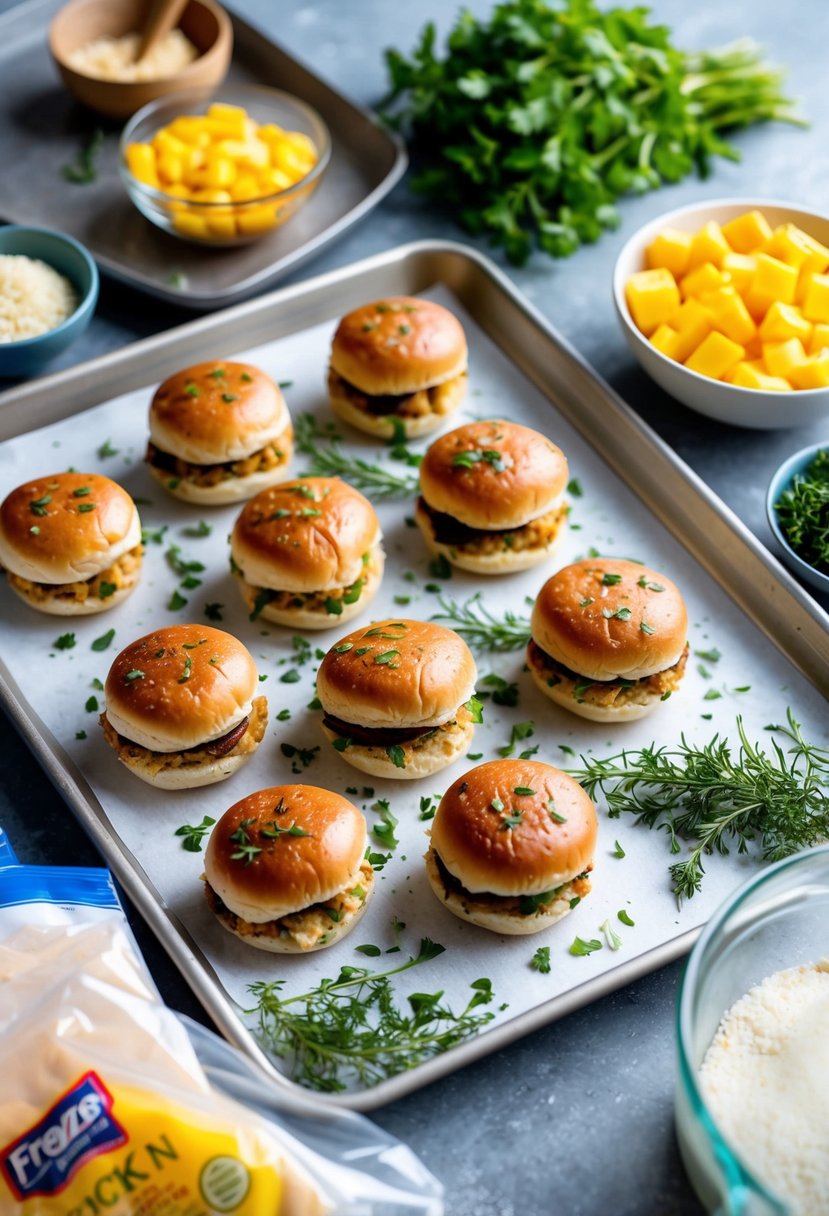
0, 225, 98, 379
766, 441, 829, 594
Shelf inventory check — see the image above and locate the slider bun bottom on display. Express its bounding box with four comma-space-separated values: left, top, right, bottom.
213, 871, 375, 954
114, 746, 258, 791
321, 716, 475, 781
527, 647, 662, 723
6, 576, 138, 616
329, 380, 465, 440
148, 456, 294, 506
235, 554, 384, 631
415, 508, 563, 575
425, 848, 583, 936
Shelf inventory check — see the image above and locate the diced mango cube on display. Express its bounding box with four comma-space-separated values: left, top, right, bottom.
764, 224, 819, 269
679, 262, 730, 301
214, 139, 270, 168
720, 210, 773, 254
668, 299, 713, 361
625, 268, 681, 336
125, 142, 159, 188
730, 361, 792, 391
206, 214, 238, 240
801, 273, 829, 323
156, 151, 185, 184
751, 253, 799, 306
788, 351, 829, 389
650, 325, 681, 360
646, 228, 692, 278
206, 102, 248, 138
687, 221, 731, 271
808, 323, 829, 354
172, 212, 210, 239
697, 286, 756, 345
759, 302, 813, 345
236, 204, 278, 235
762, 338, 808, 378
167, 117, 210, 146
721, 253, 757, 295
684, 331, 745, 379
229, 174, 262, 202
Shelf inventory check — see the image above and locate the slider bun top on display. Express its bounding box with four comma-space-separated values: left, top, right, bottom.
329, 297, 467, 396
0, 472, 140, 584
204, 785, 368, 922
105, 624, 258, 753
317, 619, 477, 729
419, 420, 568, 530
430, 759, 597, 896
231, 477, 381, 592
531, 557, 688, 682
149, 361, 289, 464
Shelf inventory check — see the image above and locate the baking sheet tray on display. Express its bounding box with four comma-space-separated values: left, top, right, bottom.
0, 0, 406, 309
0, 242, 828, 1114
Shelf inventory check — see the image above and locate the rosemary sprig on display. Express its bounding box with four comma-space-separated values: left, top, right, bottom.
773, 448, 829, 574
293, 414, 419, 500
247, 937, 496, 1092
569, 711, 829, 902
430, 594, 531, 651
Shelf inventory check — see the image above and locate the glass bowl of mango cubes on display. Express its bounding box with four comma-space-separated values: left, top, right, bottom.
119, 84, 330, 246
613, 200, 829, 429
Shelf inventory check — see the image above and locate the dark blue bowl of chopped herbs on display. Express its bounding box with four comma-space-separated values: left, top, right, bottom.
767, 443, 829, 594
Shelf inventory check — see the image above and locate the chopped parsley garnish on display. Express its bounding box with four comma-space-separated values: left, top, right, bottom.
183, 520, 212, 538
530, 946, 551, 974
600, 918, 623, 951
498, 720, 535, 758
612, 839, 625, 858
98, 582, 117, 599
276, 708, 291, 721
84, 695, 99, 712
513, 786, 536, 796
54, 632, 76, 650
374, 650, 400, 666
229, 819, 262, 864
567, 478, 583, 498
175, 815, 216, 852
602, 605, 631, 621
601, 572, 622, 586
168, 590, 188, 611
618, 909, 635, 927
695, 647, 721, 663
372, 799, 399, 849
124, 669, 145, 682
386, 744, 406, 769
464, 695, 484, 723
29, 494, 51, 516
280, 668, 301, 684
428, 553, 453, 579
640, 621, 655, 635
141, 525, 168, 545
204, 602, 224, 621
97, 438, 119, 459
569, 936, 602, 957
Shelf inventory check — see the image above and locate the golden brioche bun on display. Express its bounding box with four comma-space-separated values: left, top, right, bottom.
148, 361, 289, 464
231, 477, 382, 592
430, 760, 597, 898
0, 472, 140, 585
204, 785, 369, 923
329, 297, 467, 396
320, 712, 475, 781
234, 545, 384, 631
531, 558, 688, 682
328, 374, 467, 440
316, 619, 477, 729
419, 420, 568, 530
104, 624, 258, 753
414, 499, 564, 575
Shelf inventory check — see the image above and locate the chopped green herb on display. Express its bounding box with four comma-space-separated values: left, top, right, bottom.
464, 695, 484, 723
703, 689, 722, 701
569, 936, 602, 957
61, 127, 104, 184
530, 946, 551, 974
168, 590, 188, 611
84, 695, 99, 712
175, 815, 216, 853
613, 839, 625, 858
694, 647, 721, 663
276, 708, 291, 721
372, 799, 399, 849
141, 525, 168, 545
618, 909, 635, 927
387, 744, 406, 769
98, 582, 117, 600
600, 918, 623, 951
355, 944, 382, 957
428, 553, 453, 579
124, 669, 145, 682
280, 669, 301, 684
97, 438, 119, 459
75, 730, 87, 740
183, 520, 212, 538
54, 632, 76, 650
204, 602, 224, 621
601, 572, 622, 586
567, 478, 583, 498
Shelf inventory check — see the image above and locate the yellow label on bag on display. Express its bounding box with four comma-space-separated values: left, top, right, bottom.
0, 1073, 285, 1215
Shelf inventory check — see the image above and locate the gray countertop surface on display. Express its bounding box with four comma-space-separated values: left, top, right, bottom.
1, 1, 828, 1212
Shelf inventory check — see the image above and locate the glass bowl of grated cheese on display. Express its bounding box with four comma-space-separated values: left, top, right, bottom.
0, 226, 98, 379
677, 844, 829, 1216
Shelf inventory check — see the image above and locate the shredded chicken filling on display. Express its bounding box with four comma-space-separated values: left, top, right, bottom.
147, 427, 290, 488
328, 367, 466, 419
433, 851, 592, 917
419, 498, 568, 555
4, 545, 143, 605
240, 550, 381, 620
204, 858, 373, 951
529, 641, 690, 707
100, 696, 268, 776
327, 706, 472, 758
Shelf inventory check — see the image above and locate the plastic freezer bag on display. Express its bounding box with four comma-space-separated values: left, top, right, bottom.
0, 860, 443, 1215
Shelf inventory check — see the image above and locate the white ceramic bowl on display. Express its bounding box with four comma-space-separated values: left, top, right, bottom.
612, 198, 829, 430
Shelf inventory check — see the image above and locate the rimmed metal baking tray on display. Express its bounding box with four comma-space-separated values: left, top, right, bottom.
0, 0, 406, 309
0, 240, 828, 1114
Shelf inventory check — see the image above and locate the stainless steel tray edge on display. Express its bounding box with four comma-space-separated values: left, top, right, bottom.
0, 240, 827, 1112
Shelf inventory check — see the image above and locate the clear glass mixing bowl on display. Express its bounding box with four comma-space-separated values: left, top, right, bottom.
676, 844, 829, 1216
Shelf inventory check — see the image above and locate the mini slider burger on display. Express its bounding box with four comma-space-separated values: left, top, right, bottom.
203, 785, 374, 953
146, 360, 292, 505
0, 472, 141, 614
327, 296, 468, 439
426, 759, 597, 935
415, 420, 569, 573
316, 619, 479, 780
528, 557, 689, 722
100, 623, 268, 789
230, 476, 384, 629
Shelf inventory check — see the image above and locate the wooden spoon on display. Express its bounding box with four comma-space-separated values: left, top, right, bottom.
135, 0, 190, 63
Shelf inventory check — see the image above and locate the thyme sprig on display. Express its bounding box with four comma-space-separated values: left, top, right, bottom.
430, 593, 531, 651
247, 937, 495, 1091
569, 711, 829, 902
773, 448, 829, 574
294, 414, 419, 500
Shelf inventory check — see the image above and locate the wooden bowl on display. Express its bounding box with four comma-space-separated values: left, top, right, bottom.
49, 0, 232, 120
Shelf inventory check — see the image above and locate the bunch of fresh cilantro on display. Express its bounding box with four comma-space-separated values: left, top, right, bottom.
382, 0, 804, 264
